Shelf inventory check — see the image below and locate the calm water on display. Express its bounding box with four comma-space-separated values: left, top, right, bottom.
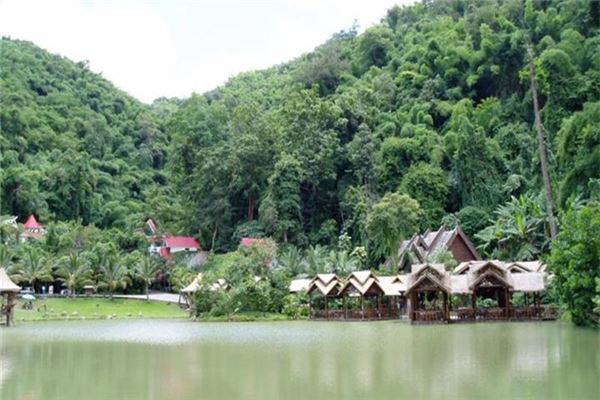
1, 320, 599, 400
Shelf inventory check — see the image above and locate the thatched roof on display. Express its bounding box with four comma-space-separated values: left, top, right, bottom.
511, 272, 546, 292
339, 270, 384, 296
289, 278, 311, 293
378, 275, 406, 296
0, 268, 20, 293
181, 273, 203, 293
406, 263, 451, 295
391, 225, 481, 269
307, 274, 342, 296
450, 275, 470, 294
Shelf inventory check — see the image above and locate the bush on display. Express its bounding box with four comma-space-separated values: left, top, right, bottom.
282, 292, 309, 319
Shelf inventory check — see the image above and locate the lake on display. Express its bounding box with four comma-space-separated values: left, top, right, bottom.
1, 320, 599, 400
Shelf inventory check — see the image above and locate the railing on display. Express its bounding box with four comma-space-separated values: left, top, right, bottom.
413, 310, 444, 323
450, 308, 475, 322
476, 307, 508, 320
313, 307, 401, 320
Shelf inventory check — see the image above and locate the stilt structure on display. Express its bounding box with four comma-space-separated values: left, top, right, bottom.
0, 268, 21, 327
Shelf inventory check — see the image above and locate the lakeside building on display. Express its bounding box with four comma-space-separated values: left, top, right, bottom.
19, 214, 46, 242
295, 260, 555, 323
389, 225, 480, 271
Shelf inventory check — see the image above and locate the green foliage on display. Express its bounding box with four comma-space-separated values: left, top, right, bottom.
400, 163, 449, 229
476, 194, 550, 260
549, 201, 600, 327
282, 291, 310, 319
366, 192, 422, 263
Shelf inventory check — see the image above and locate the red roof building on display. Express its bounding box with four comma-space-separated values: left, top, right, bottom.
149, 235, 201, 258
20, 214, 46, 241
240, 237, 258, 247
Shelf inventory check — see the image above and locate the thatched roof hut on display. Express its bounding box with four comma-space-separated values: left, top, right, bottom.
181, 273, 203, 294
406, 263, 451, 295
339, 271, 384, 297
0, 268, 20, 293
307, 274, 342, 297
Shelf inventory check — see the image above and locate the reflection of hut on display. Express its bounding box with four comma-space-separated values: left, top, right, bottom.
405, 264, 451, 323
307, 274, 342, 319
0, 268, 21, 326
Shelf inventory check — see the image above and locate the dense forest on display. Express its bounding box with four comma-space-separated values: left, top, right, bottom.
1, 0, 599, 325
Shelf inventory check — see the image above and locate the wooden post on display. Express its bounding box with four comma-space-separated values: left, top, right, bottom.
361, 296, 364, 320
343, 295, 347, 320
325, 296, 329, 320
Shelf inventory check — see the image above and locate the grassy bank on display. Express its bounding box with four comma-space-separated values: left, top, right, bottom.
14, 297, 188, 322
196, 312, 293, 322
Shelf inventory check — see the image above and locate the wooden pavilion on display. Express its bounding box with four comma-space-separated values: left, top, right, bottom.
0, 268, 20, 327
338, 271, 385, 320
307, 274, 343, 319
405, 264, 451, 323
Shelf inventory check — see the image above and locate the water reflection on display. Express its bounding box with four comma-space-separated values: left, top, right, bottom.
1, 320, 598, 400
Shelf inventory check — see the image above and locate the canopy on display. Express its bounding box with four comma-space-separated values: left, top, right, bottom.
0, 268, 21, 293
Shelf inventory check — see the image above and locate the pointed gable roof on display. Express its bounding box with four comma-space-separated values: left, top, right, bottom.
307, 274, 342, 296
393, 225, 480, 269
23, 214, 42, 229
0, 268, 21, 292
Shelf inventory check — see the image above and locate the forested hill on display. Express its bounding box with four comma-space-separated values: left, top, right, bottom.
0, 38, 174, 229
2, 0, 600, 262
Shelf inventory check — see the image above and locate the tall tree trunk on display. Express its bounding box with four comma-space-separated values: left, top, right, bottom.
247, 194, 255, 221
527, 45, 558, 240
211, 225, 218, 252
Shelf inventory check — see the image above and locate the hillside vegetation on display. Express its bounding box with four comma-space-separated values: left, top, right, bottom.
1, 0, 599, 326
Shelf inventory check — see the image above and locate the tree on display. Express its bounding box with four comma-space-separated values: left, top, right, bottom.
11, 248, 52, 292
99, 254, 131, 299
277, 246, 305, 277
527, 44, 558, 240
325, 250, 359, 276
56, 253, 92, 296
400, 163, 449, 229
475, 194, 550, 260
549, 201, 600, 327
366, 192, 422, 265
260, 154, 303, 243
134, 256, 161, 300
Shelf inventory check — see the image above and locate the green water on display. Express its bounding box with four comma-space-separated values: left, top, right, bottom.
1, 320, 598, 400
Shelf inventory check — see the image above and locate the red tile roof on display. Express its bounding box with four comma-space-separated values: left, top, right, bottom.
23, 214, 42, 229
164, 236, 200, 249
240, 237, 258, 247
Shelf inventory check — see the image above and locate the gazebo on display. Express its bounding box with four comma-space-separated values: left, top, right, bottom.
405, 264, 451, 323
338, 271, 386, 320
0, 268, 20, 326
307, 274, 342, 319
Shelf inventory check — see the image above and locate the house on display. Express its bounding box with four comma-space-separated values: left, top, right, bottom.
149, 235, 201, 259
240, 237, 259, 247
19, 214, 46, 242
391, 225, 480, 271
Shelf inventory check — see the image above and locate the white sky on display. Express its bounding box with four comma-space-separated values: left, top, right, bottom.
0, 0, 415, 103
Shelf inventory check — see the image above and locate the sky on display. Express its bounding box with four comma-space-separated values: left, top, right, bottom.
0, 0, 415, 103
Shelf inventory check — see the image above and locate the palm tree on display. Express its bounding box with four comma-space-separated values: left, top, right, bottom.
134, 257, 160, 301
56, 252, 92, 296
325, 250, 359, 276
99, 254, 130, 299
305, 245, 327, 275
0, 245, 14, 270
11, 248, 53, 292
277, 246, 306, 277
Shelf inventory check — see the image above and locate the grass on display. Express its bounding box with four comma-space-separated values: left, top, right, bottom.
196, 312, 292, 322
14, 297, 189, 322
